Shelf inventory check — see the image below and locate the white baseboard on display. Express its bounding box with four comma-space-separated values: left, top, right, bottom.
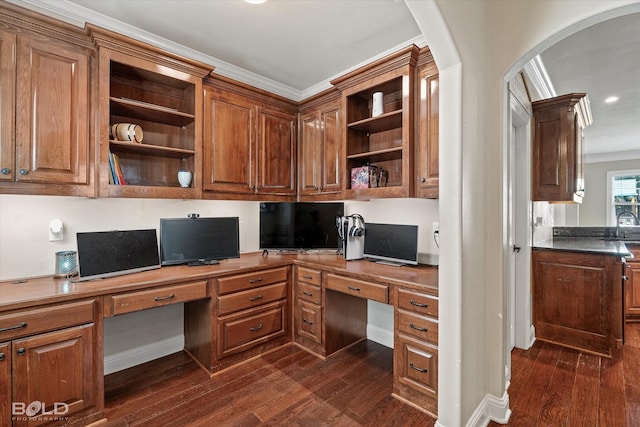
104, 335, 184, 375
465, 391, 511, 427
367, 324, 394, 349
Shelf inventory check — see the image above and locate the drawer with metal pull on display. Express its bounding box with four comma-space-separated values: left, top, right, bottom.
397, 288, 438, 318
106, 280, 208, 316
218, 301, 286, 356
217, 267, 289, 295
296, 266, 321, 286
325, 274, 388, 303
217, 282, 287, 315
397, 309, 438, 344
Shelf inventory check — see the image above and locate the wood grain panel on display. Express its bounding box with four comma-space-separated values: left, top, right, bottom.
325, 273, 388, 303
217, 267, 288, 295
106, 281, 207, 316
397, 288, 438, 319
0, 341, 10, 425
0, 30, 16, 182
295, 266, 321, 286
256, 107, 296, 195
217, 282, 287, 315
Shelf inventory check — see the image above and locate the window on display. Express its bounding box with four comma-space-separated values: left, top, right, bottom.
607, 169, 640, 226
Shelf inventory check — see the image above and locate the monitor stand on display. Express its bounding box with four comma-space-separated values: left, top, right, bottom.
187, 259, 220, 267
373, 260, 405, 267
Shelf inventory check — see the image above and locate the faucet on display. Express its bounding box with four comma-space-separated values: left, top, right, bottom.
616, 210, 639, 239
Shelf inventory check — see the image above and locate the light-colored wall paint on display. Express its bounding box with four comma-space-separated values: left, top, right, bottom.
581, 158, 640, 225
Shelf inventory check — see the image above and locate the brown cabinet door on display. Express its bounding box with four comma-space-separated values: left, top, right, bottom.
320, 105, 341, 194
15, 35, 89, 185
203, 89, 255, 194
416, 62, 439, 199
12, 324, 96, 426
299, 111, 320, 194
256, 107, 296, 195
0, 30, 16, 182
626, 262, 640, 319
0, 342, 10, 425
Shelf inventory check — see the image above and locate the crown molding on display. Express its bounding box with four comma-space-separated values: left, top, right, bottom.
585, 149, 640, 164
521, 55, 556, 101
7, 0, 428, 102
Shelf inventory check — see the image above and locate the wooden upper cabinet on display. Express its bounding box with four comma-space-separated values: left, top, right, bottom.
202, 76, 297, 200
415, 48, 439, 199
0, 22, 93, 196
532, 93, 591, 203
88, 24, 213, 199
203, 88, 255, 194
332, 45, 418, 199
299, 90, 342, 199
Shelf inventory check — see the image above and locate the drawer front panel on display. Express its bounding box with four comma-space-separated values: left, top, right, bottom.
297, 282, 321, 305
108, 281, 207, 316
296, 266, 321, 286
326, 274, 388, 303
397, 288, 438, 318
297, 301, 321, 344
397, 310, 438, 344
0, 299, 96, 341
217, 267, 289, 295
396, 334, 438, 395
218, 282, 287, 315
218, 302, 286, 356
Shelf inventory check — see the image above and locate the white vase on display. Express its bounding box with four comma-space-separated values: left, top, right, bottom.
178, 170, 192, 188
372, 91, 384, 117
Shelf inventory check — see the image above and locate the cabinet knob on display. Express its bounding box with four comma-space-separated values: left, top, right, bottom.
420, 177, 426, 183
0, 352, 5, 361
16, 348, 26, 355
19, 169, 28, 175
319, 186, 323, 191
0, 168, 9, 175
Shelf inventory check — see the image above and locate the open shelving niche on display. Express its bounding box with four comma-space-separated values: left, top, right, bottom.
107, 61, 197, 196
334, 45, 418, 199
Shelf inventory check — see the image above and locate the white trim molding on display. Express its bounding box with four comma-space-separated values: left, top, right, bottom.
104, 335, 184, 375
465, 391, 512, 427
521, 55, 556, 101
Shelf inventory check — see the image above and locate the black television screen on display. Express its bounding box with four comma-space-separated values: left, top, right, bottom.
260, 202, 344, 250
363, 223, 419, 266
160, 217, 240, 265
76, 229, 160, 281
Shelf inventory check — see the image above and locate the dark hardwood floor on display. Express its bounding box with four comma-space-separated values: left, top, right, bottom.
103, 340, 436, 426
105, 325, 640, 426
490, 323, 640, 426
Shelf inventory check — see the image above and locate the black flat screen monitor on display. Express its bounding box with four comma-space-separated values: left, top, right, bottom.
76, 229, 160, 281
160, 217, 240, 265
363, 223, 419, 266
260, 202, 344, 250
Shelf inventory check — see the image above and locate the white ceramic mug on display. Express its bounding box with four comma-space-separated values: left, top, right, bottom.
178, 170, 192, 188
111, 123, 144, 143
372, 92, 384, 117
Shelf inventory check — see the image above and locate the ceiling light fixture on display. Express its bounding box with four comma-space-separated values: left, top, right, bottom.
605, 96, 619, 103
244, 0, 267, 4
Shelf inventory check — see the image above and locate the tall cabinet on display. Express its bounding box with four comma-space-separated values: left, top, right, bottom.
89, 24, 213, 199
0, 7, 93, 197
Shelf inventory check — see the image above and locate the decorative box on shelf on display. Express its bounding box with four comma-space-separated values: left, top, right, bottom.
351, 166, 387, 189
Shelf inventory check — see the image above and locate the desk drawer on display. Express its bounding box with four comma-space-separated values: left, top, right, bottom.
107, 280, 207, 316
397, 288, 438, 319
397, 309, 438, 345
396, 334, 438, 396
297, 300, 321, 344
297, 282, 321, 305
218, 301, 286, 356
0, 299, 96, 341
217, 267, 289, 295
326, 274, 388, 303
218, 282, 287, 315
296, 266, 321, 286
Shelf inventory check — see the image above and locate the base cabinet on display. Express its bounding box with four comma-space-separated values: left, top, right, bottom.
532, 249, 623, 356
0, 299, 101, 426
393, 287, 439, 416
625, 245, 640, 321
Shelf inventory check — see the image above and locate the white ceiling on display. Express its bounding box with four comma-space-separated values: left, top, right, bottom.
9, 0, 639, 160
539, 12, 640, 161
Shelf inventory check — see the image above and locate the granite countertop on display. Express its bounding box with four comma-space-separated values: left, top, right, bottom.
533, 237, 633, 257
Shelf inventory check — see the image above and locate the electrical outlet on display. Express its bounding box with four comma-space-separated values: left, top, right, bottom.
49, 218, 63, 242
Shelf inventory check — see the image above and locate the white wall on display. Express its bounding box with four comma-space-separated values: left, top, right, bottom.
581, 158, 640, 225
0, 194, 438, 372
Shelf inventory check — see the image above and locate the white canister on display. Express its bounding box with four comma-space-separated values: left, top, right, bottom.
111, 123, 144, 143
372, 92, 384, 117
178, 170, 192, 188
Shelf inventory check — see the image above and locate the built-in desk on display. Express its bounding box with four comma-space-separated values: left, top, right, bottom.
0, 253, 438, 424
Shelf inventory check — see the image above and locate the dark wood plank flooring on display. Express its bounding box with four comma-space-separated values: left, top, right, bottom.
103, 340, 436, 426
490, 323, 640, 426
105, 324, 640, 426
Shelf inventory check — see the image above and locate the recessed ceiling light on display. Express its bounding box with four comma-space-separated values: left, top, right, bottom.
244, 0, 267, 4
605, 96, 619, 103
